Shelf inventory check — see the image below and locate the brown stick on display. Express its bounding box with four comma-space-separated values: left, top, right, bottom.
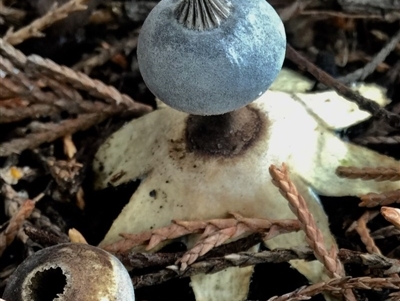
285, 44, 400, 126
131, 247, 400, 289
3, 0, 88, 45
0, 113, 111, 157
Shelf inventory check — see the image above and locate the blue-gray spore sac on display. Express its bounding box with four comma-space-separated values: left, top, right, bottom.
137, 0, 286, 116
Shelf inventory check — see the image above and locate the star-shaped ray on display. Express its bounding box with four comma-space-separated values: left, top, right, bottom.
93, 70, 396, 301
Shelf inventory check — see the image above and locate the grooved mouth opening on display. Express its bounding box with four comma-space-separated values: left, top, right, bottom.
28, 267, 67, 301
175, 0, 232, 30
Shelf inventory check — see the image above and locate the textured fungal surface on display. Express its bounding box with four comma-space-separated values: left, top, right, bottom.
137, 0, 286, 115
2, 243, 135, 301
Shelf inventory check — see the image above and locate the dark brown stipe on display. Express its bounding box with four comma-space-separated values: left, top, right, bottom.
185, 106, 264, 157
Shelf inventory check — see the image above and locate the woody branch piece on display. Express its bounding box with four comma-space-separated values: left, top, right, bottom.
359, 190, 400, 207
176, 212, 301, 270
0, 187, 44, 257
131, 247, 400, 288
3, 0, 89, 45
26, 54, 145, 108
354, 211, 381, 254
72, 29, 140, 74
0, 113, 112, 157
285, 44, 400, 126
102, 214, 301, 254
269, 165, 356, 301
268, 277, 400, 301
121, 234, 263, 270
269, 163, 345, 278
0, 38, 152, 112
336, 166, 400, 181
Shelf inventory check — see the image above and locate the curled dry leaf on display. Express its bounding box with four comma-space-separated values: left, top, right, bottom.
381, 207, 400, 229
63, 134, 77, 159
68, 228, 88, 244
93, 68, 400, 301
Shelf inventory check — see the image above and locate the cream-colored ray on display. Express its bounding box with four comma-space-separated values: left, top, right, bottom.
94, 83, 391, 301
271, 68, 390, 130
95, 92, 338, 301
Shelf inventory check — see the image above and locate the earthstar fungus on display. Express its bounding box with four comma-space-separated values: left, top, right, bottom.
93, 1, 400, 301
2, 243, 135, 301
94, 74, 400, 301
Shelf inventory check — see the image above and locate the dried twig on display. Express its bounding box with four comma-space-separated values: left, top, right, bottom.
102, 214, 301, 254
0, 38, 27, 65
131, 247, 400, 288
0, 1, 27, 23
355, 211, 381, 254
268, 277, 400, 301
371, 225, 400, 240
371, 30, 400, 56
0, 113, 111, 157
0, 103, 60, 123
270, 163, 356, 300
301, 9, 385, 19
339, 28, 400, 83
286, 44, 400, 126
359, 190, 400, 207
336, 166, 400, 181
72, 30, 140, 74
120, 234, 263, 270
176, 212, 299, 270
3, 0, 88, 45
23, 225, 69, 247
26, 54, 140, 108
132, 247, 316, 289
0, 71, 146, 123
0, 38, 152, 113
0, 192, 44, 257
269, 164, 345, 278
0, 200, 35, 256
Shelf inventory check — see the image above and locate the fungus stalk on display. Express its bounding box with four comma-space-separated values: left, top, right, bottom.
186, 106, 264, 156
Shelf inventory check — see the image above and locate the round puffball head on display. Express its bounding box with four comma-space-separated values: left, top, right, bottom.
137, 0, 286, 116
2, 243, 135, 301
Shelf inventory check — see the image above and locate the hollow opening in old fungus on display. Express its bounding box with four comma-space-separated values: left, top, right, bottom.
28, 267, 67, 301
186, 106, 264, 156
